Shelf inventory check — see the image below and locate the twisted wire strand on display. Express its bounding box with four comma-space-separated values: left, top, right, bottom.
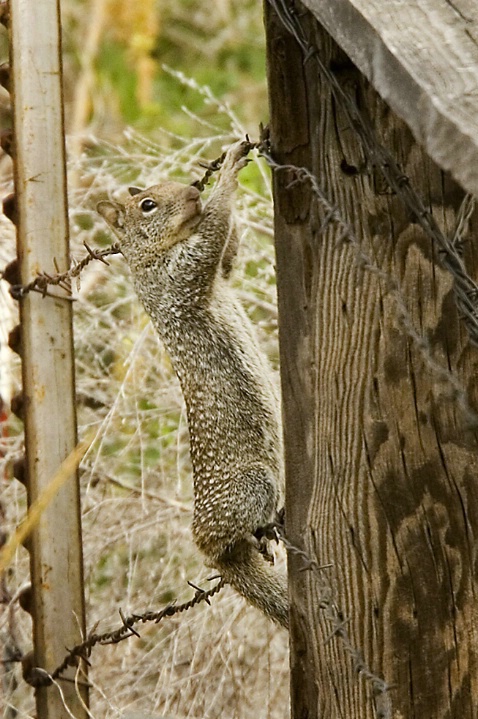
267, 0, 478, 347
23, 578, 226, 687
278, 530, 392, 719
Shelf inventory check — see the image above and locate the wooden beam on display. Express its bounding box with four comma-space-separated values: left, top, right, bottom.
300, 0, 478, 196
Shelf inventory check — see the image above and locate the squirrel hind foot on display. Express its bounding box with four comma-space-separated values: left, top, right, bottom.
240, 532, 275, 565
254, 521, 281, 545
255, 535, 275, 565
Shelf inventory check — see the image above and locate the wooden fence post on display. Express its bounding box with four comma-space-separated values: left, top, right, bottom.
265, 2, 478, 717
9, 0, 88, 716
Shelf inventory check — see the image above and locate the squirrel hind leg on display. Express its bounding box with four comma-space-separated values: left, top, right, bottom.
215, 537, 289, 629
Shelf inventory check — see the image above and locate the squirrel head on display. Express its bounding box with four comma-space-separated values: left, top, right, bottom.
97, 182, 202, 269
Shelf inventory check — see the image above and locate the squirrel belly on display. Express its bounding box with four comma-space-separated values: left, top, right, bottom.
97, 141, 289, 629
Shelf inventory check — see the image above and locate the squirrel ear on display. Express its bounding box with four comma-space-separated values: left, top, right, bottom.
97, 200, 126, 237
128, 186, 143, 196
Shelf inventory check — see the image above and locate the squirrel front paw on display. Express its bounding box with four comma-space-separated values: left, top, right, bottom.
222, 139, 253, 175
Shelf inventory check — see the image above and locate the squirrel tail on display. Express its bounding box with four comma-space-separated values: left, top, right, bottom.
215, 541, 289, 629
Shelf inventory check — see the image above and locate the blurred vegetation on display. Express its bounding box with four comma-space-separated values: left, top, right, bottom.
63, 0, 268, 139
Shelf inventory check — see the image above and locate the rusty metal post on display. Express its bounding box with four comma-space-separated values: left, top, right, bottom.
9, 0, 88, 716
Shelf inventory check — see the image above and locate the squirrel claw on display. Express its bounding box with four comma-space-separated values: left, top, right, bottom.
222, 139, 253, 174
256, 536, 275, 565
254, 520, 281, 544
247, 532, 275, 565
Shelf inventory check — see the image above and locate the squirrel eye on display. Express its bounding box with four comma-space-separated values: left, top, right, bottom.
139, 198, 157, 213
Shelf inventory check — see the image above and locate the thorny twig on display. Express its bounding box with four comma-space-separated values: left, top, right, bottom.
22, 577, 225, 688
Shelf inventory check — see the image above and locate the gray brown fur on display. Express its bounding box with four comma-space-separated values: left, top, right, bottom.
97, 141, 288, 628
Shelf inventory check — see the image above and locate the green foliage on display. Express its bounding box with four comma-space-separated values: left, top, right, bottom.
69, 0, 267, 137
97, 41, 141, 123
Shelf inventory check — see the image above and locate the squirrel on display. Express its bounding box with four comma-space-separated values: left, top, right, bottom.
97, 140, 288, 629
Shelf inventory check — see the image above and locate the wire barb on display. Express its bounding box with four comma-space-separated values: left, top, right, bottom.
20, 576, 226, 686
275, 525, 393, 719
267, 0, 478, 350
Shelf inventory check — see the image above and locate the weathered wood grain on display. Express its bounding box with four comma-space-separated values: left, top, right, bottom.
301, 0, 478, 197
265, 3, 478, 717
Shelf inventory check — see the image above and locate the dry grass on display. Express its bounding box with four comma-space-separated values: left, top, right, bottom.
1, 107, 290, 716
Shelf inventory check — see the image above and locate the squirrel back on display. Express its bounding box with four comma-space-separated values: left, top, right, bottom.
98, 142, 288, 629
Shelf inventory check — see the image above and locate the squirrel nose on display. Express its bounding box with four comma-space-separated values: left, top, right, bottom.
185, 185, 201, 200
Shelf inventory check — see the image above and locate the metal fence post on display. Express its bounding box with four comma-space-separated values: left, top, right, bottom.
9, 0, 89, 716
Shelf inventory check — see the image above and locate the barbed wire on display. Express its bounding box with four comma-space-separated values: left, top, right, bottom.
4, 242, 121, 300
256, 151, 478, 427
191, 151, 228, 192
1, 153, 229, 301
3, 132, 477, 429
22, 524, 394, 718
276, 528, 392, 719
267, 0, 478, 348
4, 8, 478, 347
2, 7, 475, 717
3, 100, 476, 713
20, 576, 225, 688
